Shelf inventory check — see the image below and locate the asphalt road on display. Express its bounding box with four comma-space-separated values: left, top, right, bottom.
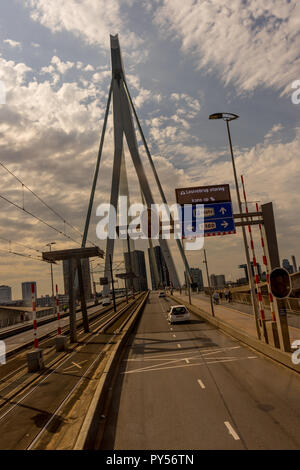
101, 293, 300, 450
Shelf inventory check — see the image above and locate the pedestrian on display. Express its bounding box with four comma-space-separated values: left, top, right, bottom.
228, 290, 232, 303
224, 288, 229, 302
213, 291, 220, 305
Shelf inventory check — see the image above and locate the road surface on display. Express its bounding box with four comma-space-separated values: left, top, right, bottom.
101, 293, 300, 450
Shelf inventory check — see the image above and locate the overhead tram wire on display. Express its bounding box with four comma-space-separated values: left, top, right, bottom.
0, 247, 45, 263
0, 160, 97, 248
0, 192, 81, 246
0, 235, 43, 254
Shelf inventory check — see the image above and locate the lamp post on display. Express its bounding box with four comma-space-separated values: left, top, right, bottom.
46, 242, 56, 315
209, 113, 261, 339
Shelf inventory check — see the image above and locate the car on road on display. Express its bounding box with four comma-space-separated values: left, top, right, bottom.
159, 291, 166, 298
102, 297, 112, 306
168, 305, 190, 324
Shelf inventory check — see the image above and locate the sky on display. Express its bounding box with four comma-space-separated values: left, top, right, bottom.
0, 0, 299, 298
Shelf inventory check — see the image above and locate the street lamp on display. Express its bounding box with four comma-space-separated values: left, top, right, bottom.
209, 112, 261, 339
46, 242, 56, 315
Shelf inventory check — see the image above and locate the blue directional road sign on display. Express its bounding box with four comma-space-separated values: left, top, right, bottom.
181, 202, 236, 238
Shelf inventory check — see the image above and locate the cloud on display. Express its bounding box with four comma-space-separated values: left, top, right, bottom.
25, 0, 142, 50
4, 39, 21, 48
154, 0, 300, 95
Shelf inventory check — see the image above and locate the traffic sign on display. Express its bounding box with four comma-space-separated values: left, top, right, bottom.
191, 202, 233, 220
270, 267, 291, 299
182, 215, 236, 238
181, 201, 235, 238
176, 184, 231, 205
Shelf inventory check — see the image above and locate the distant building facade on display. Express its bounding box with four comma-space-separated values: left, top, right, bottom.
291, 255, 297, 273
148, 245, 170, 289
124, 250, 148, 292
189, 268, 204, 290
239, 262, 262, 281
22, 282, 36, 306
282, 259, 293, 274
210, 274, 226, 289
0, 285, 12, 304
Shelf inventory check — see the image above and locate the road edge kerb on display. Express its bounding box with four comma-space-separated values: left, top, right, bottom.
169, 294, 300, 374
73, 291, 149, 450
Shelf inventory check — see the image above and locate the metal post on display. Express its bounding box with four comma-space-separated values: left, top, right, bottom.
68, 258, 77, 343
126, 236, 135, 298
109, 254, 117, 312
226, 120, 261, 339
77, 259, 89, 333
261, 202, 291, 351
203, 249, 214, 317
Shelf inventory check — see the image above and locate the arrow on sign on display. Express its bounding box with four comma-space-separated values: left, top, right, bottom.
220, 207, 227, 215
221, 221, 229, 228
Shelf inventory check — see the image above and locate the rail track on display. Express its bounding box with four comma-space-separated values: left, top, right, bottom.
0, 292, 148, 450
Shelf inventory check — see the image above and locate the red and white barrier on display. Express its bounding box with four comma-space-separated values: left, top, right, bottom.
256, 202, 276, 322
241, 175, 265, 322
56, 284, 62, 335
31, 283, 39, 348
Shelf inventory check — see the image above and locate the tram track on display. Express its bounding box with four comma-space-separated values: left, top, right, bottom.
0, 292, 147, 450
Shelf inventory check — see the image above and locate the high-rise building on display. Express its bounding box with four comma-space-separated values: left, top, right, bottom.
124, 250, 148, 291
22, 282, 36, 306
282, 259, 293, 274
291, 255, 297, 273
210, 274, 226, 288
188, 268, 204, 290
0, 285, 12, 304
148, 245, 170, 289
239, 262, 262, 281
63, 259, 92, 300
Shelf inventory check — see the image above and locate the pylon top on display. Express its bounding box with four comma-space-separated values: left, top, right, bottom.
110, 34, 125, 80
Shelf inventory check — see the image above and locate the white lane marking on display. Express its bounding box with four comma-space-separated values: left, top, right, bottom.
126, 346, 241, 361
185, 359, 190, 364
123, 357, 252, 375
197, 379, 205, 389
224, 421, 240, 441
247, 356, 257, 359
173, 334, 176, 338
170, 328, 173, 331
177, 344, 181, 348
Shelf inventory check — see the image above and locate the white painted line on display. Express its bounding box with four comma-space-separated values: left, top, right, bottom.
185, 359, 190, 364
197, 379, 205, 389
224, 421, 240, 441
173, 334, 176, 338
247, 356, 257, 359
177, 344, 181, 348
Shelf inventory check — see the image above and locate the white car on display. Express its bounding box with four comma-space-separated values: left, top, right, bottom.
168, 305, 190, 324
102, 297, 112, 306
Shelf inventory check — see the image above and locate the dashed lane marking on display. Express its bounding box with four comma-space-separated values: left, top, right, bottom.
224, 421, 240, 441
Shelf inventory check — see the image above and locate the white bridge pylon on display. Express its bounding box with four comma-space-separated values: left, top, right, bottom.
83, 34, 193, 291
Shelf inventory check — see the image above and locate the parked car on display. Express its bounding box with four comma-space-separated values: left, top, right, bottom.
159, 291, 166, 298
168, 305, 190, 324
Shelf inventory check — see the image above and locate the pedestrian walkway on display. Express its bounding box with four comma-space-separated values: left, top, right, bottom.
172, 292, 300, 343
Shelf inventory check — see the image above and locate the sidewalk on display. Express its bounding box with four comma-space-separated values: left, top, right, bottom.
173, 292, 300, 343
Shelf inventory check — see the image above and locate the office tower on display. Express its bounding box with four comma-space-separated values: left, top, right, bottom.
148, 245, 170, 289
0, 285, 12, 303
189, 268, 204, 290
124, 250, 148, 291
210, 274, 226, 288
282, 259, 293, 274
22, 282, 36, 306
239, 262, 262, 281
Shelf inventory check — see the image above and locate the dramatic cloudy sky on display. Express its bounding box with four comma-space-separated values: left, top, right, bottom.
0, 0, 299, 298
